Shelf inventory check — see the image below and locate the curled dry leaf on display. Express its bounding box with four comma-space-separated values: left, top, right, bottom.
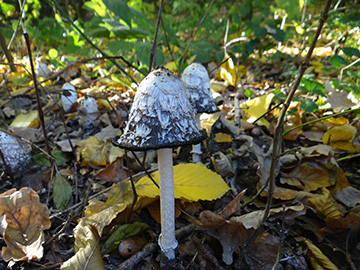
304, 239, 340, 270
323, 124, 360, 151
278, 145, 348, 196
61, 220, 105, 270
0, 187, 51, 262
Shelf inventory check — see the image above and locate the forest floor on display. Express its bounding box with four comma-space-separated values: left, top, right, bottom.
0, 53, 360, 270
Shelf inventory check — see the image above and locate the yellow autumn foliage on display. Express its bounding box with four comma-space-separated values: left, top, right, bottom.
136, 163, 230, 202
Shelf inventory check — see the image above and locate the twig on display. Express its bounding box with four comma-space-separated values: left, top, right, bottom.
178, 0, 215, 76
0, 28, 15, 71
124, 150, 138, 221
282, 107, 360, 137
240, 0, 333, 263
339, 58, 360, 84
193, 236, 225, 270
23, 33, 53, 159
149, 0, 164, 72
115, 224, 195, 270
49, 169, 158, 220
160, 18, 175, 62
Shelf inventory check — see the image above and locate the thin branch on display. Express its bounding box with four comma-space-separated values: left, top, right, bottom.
240, 0, 333, 262
160, 18, 175, 62
23, 33, 53, 159
149, 0, 164, 72
178, 0, 215, 76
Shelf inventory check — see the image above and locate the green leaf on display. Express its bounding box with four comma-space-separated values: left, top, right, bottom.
134, 42, 164, 67
300, 99, 318, 113
33, 150, 71, 167
106, 40, 134, 55
342, 47, 360, 58
48, 48, 58, 59
299, 78, 325, 96
82, 0, 107, 17
53, 172, 72, 210
244, 89, 254, 97
102, 0, 132, 28
1, 3, 15, 15
101, 222, 149, 254
275, 0, 300, 19
329, 55, 348, 70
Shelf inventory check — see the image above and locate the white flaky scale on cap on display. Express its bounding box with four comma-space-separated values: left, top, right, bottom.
61, 83, 77, 112
115, 66, 205, 151
181, 63, 218, 162
113, 67, 206, 260
0, 131, 31, 172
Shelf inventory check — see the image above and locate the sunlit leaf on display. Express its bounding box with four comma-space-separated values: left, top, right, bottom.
220, 55, 236, 86
102, 0, 132, 28
76, 136, 109, 167
241, 93, 275, 126
61, 220, 105, 270
10, 110, 39, 128
82, 180, 153, 236
323, 124, 360, 151
136, 163, 230, 202
0, 188, 51, 262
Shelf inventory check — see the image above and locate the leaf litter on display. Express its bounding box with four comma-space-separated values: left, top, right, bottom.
1, 22, 360, 270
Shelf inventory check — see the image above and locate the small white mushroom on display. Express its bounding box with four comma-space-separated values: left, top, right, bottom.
113, 67, 205, 260
182, 63, 218, 163
61, 83, 78, 112
78, 97, 98, 128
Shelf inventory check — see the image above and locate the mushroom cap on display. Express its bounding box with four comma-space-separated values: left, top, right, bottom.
181, 63, 219, 114
113, 67, 206, 151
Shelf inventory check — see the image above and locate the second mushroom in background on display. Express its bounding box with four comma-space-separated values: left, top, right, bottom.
181, 62, 219, 163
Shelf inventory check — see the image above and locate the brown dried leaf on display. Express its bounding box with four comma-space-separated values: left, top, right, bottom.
219, 189, 246, 219
96, 159, 129, 183
280, 163, 332, 191
0, 188, 51, 262
245, 232, 280, 270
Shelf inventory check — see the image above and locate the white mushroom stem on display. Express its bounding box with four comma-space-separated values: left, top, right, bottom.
158, 148, 178, 260
191, 113, 202, 163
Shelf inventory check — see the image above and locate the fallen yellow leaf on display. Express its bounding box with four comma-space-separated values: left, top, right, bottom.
304, 239, 339, 270
241, 93, 275, 126
220, 55, 236, 86
323, 124, 360, 151
61, 220, 105, 270
10, 110, 39, 128
136, 163, 230, 202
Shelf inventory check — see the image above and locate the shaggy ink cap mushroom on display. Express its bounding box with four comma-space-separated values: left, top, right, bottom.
181, 63, 218, 114
113, 66, 206, 150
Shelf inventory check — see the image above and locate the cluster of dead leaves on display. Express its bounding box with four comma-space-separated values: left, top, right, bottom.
0, 188, 50, 265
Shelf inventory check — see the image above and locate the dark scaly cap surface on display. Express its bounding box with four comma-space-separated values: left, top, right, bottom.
113, 67, 206, 151
181, 63, 219, 114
